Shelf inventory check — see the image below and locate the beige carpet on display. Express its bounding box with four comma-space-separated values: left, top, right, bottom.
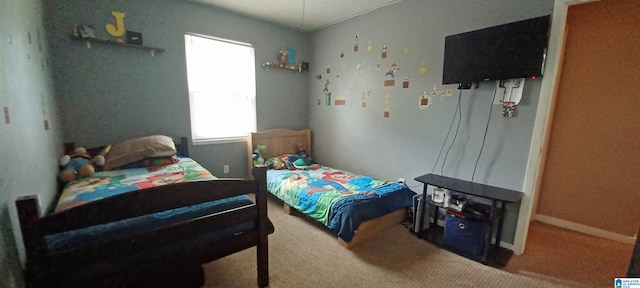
202, 198, 624, 287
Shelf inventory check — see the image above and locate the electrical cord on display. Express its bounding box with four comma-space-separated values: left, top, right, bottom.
431, 89, 463, 174
471, 82, 500, 182
440, 90, 463, 175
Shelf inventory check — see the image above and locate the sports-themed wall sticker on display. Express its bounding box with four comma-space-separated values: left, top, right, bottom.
361, 89, 372, 108
326, 65, 331, 74
419, 61, 427, 75
420, 91, 432, 110
335, 96, 346, 105
340, 52, 344, 58
384, 63, 398, 87
323, 80, 331, 106
106, 11, 126, 37
381, 45, 388, 59
354, 35, 359, 52
403, 76, 410, 88
384, 94, 390, 118
367, 40, 373, 53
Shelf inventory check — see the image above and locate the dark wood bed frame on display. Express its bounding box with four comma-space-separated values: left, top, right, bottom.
16, 137, 272, 287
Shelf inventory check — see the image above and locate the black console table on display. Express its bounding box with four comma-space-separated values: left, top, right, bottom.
414, 173, 523, 267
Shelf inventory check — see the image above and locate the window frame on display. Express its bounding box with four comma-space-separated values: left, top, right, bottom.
184, 33, 257, 145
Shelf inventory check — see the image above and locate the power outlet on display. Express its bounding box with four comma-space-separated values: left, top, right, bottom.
223, 165, 229, 174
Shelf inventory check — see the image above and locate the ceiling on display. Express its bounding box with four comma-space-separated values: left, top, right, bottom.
189, 0, 405, 32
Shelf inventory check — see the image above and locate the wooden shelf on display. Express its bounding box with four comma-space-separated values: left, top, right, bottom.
71, 36, 164, 55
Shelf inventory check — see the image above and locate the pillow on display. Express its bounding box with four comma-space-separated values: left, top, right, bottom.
103, 135, 177, 170
118, 155, 180, 169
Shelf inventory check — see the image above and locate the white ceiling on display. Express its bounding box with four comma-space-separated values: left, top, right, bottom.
189, 0, 405, 32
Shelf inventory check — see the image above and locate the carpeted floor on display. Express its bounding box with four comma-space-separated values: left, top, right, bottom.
202, 197, 633, 287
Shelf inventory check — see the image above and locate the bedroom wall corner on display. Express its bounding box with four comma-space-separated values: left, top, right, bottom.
0, 0, 63, 287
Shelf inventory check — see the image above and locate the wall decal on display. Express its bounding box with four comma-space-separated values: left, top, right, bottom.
502, 102, 516, 118
384, 94, 390, 118
381, 44, 388, 59
402, 76, 409, 88
420, 91, 432, 110
353, 35, 359, 52
326, 65, 331, 74
384, 63, 397, 86
105, 11, 126, 37
361, 89, 372, 108
404, 48, 409, 55
367, 40, 373, 53
419, 61, 427, 75
340, 52, 344, 58
335, 96, 346, 105
4, 106, 10, 124
323, 80, 331, 106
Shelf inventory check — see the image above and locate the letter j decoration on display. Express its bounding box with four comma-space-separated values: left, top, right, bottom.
106, 11, 126, 37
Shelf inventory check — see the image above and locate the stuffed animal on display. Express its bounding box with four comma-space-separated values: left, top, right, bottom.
252, 145, 267, 166
58, 145, 111, 183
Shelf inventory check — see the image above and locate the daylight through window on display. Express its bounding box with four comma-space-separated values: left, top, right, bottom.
185, 33, 256, 144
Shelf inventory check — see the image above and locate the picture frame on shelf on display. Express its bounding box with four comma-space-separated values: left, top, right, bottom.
126, 31, 143, 45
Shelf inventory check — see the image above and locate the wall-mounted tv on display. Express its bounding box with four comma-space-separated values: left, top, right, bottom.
442, 15, 551, 88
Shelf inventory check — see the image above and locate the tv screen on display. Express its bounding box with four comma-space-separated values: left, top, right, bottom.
442, 15, 551, 86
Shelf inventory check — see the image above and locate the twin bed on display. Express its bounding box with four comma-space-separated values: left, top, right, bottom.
248, 129, 415, 248
16, 136, 272, 288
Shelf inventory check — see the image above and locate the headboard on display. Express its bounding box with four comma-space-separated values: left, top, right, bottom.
247, 129, 311, 174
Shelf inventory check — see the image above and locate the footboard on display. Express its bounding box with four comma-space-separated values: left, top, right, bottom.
16, 166, 271, 288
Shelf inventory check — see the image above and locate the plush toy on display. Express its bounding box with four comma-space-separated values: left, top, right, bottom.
58, 145, 111, 183
252, 145, 267, 166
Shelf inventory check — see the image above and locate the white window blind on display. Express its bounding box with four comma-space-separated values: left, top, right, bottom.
185, 34, 256, 144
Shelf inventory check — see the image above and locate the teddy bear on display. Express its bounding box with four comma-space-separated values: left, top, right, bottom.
58, 145, 110, 183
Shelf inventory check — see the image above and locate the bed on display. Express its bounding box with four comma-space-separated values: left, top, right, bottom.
16, 136, 273, 288
248, 129, 414, 248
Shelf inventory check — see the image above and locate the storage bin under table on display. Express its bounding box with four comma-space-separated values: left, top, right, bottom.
443, 214, 489, 256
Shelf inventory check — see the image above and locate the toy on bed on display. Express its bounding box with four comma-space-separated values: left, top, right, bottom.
58, 145, 111, 183
252, 145, 267, 166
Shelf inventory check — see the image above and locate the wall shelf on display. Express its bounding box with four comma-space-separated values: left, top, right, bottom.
71, 36, 165, 56
261, 62, 308, 72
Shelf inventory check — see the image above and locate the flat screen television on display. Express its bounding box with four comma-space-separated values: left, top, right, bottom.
442, 15, 551, 88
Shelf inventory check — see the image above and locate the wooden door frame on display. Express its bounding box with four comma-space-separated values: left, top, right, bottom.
512, 0, 600, 255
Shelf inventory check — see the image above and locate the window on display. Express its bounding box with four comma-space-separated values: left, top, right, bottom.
185, 33, 256, 144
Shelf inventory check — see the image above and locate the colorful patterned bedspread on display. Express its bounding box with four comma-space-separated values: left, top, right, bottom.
56, 157, 216, 213
267, 166, 414, 242
48, 157, 254, 251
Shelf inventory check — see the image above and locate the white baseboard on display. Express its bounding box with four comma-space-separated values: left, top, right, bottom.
535, 214, 636, 244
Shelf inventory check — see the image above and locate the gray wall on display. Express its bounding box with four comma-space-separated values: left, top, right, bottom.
309, 0, 554, 244
44, 0, 310, 177
0, 0, 62, 287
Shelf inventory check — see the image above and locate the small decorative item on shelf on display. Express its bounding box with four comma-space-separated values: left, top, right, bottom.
126, 31, 143, 45
73, 24, 95, 39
